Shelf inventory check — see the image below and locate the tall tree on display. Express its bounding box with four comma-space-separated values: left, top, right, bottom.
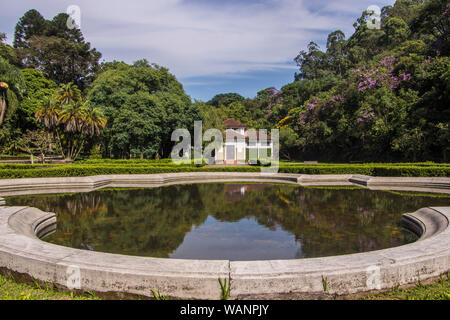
346, 10, 385, 64
19, 68, 57, 130
88, 62, 200, 159
326, 30, 347, 76
207, 93, 245, 107
384, 17, 410, 46
294, 42, 329, 80
56, 82, 82, 105
35, 96, 61, 129
25, 35, 101, 90
0, 34, 20, 66
14, 10, 102, 90
411, 0, 450, 54
35, 91, 106, 160
13, 9, 47, 49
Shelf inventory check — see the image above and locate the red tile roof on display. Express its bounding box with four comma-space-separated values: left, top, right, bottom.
224, 119, 246, 128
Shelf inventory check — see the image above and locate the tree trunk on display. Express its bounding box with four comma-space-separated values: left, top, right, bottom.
55, 130, 66, 159
0, 92, 6, 125
73, 139, 85, 161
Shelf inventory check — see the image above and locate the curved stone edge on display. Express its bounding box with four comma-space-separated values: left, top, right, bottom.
350, 175, 450, 194
0, 206, 229, 300
0, 173, 449, 197
0, 173, 303, 197
0, 206, 449, 299
0, 173, 449, 299
230, 207, 450, 299
403, 208, 449, 240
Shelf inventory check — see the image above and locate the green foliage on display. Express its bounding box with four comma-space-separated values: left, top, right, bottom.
0, 2, 449, 164
278, 0, 450, 162
0, 58, 25, 153
0, 35, 20, 66
151, 289, 169, 300
218, 278, 231, 300
0, 160, 448, 179
88, 62, 200, 159
25, 36, 101, 90
14, 9, 101, 90
18, 68, 57, 129
13, 9, 47, 49
34, 82, 107, 160
88, 145, 103, 159
294, 42, 332, 80
279, 127, 301, 160
0, 273, 98, 300
322, 276, 328, 292
207, 93, 245, 107
385, 17, 410, 46
367, 272, 450, 300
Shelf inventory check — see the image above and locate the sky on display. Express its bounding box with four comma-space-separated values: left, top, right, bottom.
1, 0, 395, 101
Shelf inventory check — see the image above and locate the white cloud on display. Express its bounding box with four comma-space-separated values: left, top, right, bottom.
81, 0, 339, 77
3, 0, 395, 78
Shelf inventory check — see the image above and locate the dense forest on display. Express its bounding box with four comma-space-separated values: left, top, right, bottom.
0, 0, 448, 162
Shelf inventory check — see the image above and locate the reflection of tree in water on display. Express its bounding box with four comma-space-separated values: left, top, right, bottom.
8, 186, 208, 257
7, 185, 450, 259
219, 187, 449, 258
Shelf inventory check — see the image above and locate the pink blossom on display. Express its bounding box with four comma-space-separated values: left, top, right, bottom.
330, 95, 344, 103
306, 102, 316, 111
402, 73, 411, 81
380, 56, 398, 69
357, 108, 375, 123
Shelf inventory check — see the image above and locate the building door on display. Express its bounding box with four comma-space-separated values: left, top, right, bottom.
226, 145, 235, 161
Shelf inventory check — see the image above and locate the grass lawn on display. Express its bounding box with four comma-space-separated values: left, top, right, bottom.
1, 272, 449, 300
0, 274, 99, 300
365, 272, 450, 300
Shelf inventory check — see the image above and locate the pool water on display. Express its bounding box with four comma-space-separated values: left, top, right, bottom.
6, 184, 450, 260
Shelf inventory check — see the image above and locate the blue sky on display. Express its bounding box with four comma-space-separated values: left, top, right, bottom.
1, 0, 395, 101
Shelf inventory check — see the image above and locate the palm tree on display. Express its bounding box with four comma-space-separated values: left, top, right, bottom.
0, 58, 24, 125
35, 96, 61, 129
82, 105, 107, 137
58, 101, 107, 160
55, 82, 82, 105
71, 104, 107, 160
35, 96, 64, 158
35, 84, 107, 161
59, 101, 85, 133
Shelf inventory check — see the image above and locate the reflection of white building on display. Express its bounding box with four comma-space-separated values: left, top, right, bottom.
215, 119, 273, 165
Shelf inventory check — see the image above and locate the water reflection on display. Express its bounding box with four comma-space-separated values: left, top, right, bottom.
6, 184, 450, 260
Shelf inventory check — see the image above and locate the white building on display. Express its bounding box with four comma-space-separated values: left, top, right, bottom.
215, 119, 273, 165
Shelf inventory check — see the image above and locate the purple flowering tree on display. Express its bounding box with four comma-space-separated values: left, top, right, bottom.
352, 56, 411, 93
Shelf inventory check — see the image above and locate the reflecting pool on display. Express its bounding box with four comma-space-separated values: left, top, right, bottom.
6, 184, 450, 260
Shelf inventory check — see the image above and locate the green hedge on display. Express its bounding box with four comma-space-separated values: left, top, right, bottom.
278, 165, 450, 176
0, 165, 211, 179
0, 164, 62, 170
279, 162, 450, 167
0, 163, 449, 179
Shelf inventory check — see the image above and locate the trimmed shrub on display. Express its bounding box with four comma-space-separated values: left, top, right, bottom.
0, 161, 448, 179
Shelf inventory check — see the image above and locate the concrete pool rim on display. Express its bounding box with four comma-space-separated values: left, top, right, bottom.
0, 172, 449, 299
